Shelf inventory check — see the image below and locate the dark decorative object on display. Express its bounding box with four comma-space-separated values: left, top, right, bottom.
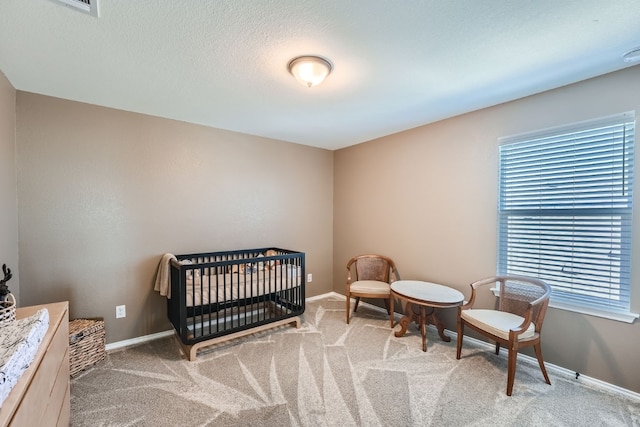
0, 263, 16, 323
0, 264, 12, 301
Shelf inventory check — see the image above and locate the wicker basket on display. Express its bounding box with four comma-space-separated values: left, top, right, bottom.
0, 293, 16, 325
69, 318, 106, 377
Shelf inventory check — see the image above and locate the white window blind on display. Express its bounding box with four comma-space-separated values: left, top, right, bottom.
498, 112, 635, 316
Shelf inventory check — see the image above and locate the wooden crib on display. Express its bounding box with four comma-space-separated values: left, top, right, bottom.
167, 248, 305, 360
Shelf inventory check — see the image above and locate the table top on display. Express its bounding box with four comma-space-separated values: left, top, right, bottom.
391, 280, 464, 306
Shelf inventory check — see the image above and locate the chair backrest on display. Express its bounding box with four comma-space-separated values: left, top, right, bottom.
497, 276, 551, 331
349, 255, 395, 283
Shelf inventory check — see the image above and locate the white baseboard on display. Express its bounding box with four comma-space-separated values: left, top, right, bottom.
306, 291, 344, 301
105, 329, 174, 352
105, 292, 639, 401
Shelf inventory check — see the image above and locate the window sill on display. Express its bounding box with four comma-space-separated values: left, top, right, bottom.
490, 288, 639, 323
548, 301, 639, 324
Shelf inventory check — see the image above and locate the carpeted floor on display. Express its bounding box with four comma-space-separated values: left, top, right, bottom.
70, 296, 640, 426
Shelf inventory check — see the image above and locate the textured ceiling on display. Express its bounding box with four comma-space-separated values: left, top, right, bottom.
1, 1, 640, 150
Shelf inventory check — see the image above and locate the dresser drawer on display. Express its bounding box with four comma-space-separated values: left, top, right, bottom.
0, 302, 69, 427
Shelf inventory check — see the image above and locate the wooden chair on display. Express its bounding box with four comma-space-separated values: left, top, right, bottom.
346, 254, 400, 328
456, 275, 552, 396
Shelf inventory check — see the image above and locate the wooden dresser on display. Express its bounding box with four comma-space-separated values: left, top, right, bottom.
0, 301, 70, 427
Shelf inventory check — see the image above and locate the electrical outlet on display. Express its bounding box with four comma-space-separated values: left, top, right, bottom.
307, 273, 313, 283
116, 305, 126, 319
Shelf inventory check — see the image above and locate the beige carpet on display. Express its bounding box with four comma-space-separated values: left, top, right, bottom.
70, 296, 640, 426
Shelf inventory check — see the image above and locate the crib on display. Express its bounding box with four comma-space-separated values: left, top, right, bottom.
167, 248, 305, 360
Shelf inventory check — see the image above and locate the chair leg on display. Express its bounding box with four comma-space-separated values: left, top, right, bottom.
534, 342, 551, 385
389, 296, 394, 328
383, 298, 390, 315
346, 295, 351, 324
456, 319, 464, 359
354, 297, 361, 312
506, 344, 518, 396
495, 342, 501, 355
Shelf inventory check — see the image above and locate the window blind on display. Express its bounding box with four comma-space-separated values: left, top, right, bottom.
498, 112, 635, 314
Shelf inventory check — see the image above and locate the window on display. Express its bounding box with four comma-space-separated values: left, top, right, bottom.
498, 112, 637, 322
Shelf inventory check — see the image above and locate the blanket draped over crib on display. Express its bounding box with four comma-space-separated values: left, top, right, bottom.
155, 248, 305, 360
153, 253, 176, 298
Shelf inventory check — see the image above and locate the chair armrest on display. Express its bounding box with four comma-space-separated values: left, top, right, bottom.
460, 276, 500, 310
346, 259, 355, 285
510, 290, 551, 335
391, 266, 401, 282
529, 289, 552, 307
509, 308, 534, 336
459, 299, 474, 310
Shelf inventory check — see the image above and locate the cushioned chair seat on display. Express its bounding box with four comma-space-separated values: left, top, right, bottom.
461, 309, 536, 340
349, 280, 390, 295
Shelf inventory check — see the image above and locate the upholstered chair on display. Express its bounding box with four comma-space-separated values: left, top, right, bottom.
456, 275, 552, 396
346, 254, 400, 328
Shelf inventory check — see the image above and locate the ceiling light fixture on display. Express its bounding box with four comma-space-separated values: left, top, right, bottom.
622, 47, 640, 63
287, 56, 333, 88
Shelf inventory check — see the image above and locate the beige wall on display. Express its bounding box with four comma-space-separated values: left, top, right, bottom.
16, 92, 334, 343
0, 71, 19, 303
334, 65, 640, 392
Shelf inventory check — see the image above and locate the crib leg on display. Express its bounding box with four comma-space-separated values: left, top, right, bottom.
177, 316, 302, 361
174, 333, 199, 362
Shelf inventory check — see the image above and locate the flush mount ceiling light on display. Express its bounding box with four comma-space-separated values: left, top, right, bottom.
622, 47, 640, 63
287, 56, 333, 88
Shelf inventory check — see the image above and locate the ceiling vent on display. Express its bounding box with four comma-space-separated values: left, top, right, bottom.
51, 0, 99, 17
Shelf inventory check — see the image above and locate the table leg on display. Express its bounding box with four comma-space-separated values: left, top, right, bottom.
425, 307, 451, 342
419, 306, 427, 352
394, 301, 415, 338
394, 301, 451, 350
